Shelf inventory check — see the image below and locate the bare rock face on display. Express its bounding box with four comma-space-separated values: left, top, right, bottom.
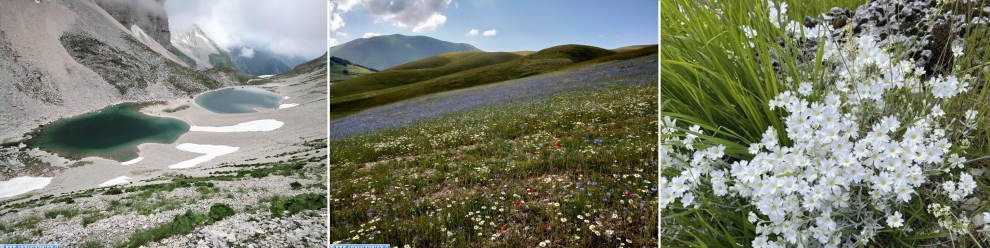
93, 0, 171, 50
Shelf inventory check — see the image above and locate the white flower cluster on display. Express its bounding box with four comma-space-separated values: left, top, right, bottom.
662, 1, 980, 247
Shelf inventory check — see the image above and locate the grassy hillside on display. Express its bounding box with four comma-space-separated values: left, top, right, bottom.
611, 45, 653, 53
329, 44, 618, 117
329, 56, 659, 246
327, 34, 481, 70
329, 51, 521, 98
327, 57, 376, 83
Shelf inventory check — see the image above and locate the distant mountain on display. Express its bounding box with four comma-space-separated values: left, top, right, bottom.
274, 54, 308, 69
169, 24, 238, 70
229, 46, 293, 76
328, 34, 481, 71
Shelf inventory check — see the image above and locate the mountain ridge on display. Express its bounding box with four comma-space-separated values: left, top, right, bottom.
328, 34, 481, 71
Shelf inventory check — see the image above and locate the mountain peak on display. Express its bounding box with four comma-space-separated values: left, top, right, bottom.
189, 23, 204, 34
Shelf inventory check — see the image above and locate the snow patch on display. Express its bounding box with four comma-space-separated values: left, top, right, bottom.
98, 176, 131, 187
283, 96, 290, 99
279, 103, 299, 109
190, 119, 284, 132
121, 157, 144, 165
0, 177, 52, 198
168, 144, 239, 169
259, 75, 275, 78
130, 24, 151, 43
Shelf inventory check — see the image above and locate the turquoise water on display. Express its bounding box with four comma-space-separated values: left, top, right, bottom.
27, 103, 189, 161
195, 87, 282, 114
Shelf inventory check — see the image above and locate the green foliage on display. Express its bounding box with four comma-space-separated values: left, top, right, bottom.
51, 197, 74, 204
104, 188, 124, 195
162, 105, 189, 113
44, 209, 80, 219
206, 203, 235, 224
79, 240, 105, 248
283, 193, 327, 215
121, 210, 203, 248
269, 200, 284, 218
82, 214, 105, 228
290, 181, 303, 190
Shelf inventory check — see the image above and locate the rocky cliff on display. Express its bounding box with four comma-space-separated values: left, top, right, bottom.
93, 0, 171, 50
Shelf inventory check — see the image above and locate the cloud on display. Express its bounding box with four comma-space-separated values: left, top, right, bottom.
412, 14, 447, 32
454, 1, 458, 9
466, 29, 478, 36
239, 47, 255, 58
165, 0, 326, 58
337, 32, 349, 38
364, 33, 381, 38
330, 12, 345, 32
362, 0, 452, 32
333, 0, 362, 12
483, 29, 497, 36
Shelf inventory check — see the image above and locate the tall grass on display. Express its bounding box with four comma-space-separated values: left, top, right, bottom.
662, 0, 990, 246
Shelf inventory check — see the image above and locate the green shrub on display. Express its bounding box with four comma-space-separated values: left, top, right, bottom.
269, 200, 284, 218
82, 215, 104, 227
104, 188, 123, 195
44, 209, 79, 219
206, 203, 235, 224
289, 181, 302, 190
283, 193, 327, 215
123, 210, 202, 248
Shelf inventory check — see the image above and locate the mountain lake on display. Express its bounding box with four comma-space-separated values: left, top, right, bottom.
26, 103, 189, 161
195, 87, 282, 114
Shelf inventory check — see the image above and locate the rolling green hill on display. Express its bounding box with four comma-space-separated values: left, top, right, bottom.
330, 44, 628, 117
327, 34, 481, 71
272, 52, 376, 82
329, 51, 521, 98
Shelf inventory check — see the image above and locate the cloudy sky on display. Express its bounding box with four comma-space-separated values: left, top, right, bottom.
165, 0, 327, 59
331, 0, 658, 52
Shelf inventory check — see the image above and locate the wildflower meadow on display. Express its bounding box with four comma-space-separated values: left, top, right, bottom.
330, 56, 659, 247
662, 0, 990, 246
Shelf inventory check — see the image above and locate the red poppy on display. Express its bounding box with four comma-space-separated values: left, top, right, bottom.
502, 226, 507, 231
542, 224, 547, 229
515, 201, 521, 206
528, 188, 533, 193
556, 141, 561, 148
625, 190, 631, 197
586, 129, 590, 133
539, 160, 544, 165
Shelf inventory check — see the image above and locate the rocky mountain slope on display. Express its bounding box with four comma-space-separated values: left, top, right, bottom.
0, 0, 235, 144
169, 24, 238, 70
93, 0, 171, 50
327, 34, 481, 70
